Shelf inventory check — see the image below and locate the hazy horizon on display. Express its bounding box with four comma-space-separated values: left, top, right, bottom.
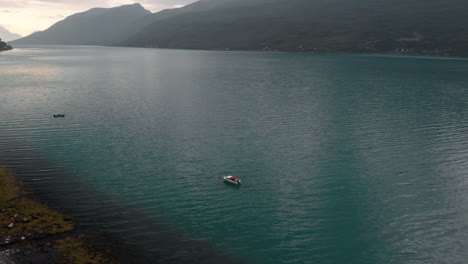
0, 0, 197, 37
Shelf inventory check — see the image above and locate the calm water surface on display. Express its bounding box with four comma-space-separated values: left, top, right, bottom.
1, 46, 468, 264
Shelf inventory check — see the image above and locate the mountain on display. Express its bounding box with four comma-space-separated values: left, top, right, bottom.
122, 0, 245, 41
10, 0, 468, 56
0, 26, 22, 42
12, 3, 151, 45
119, 0, 468, 56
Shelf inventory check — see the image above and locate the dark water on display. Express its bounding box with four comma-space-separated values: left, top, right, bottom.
1, 46, 468, 264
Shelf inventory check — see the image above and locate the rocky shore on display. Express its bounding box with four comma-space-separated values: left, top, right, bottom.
0, 168, 117, 264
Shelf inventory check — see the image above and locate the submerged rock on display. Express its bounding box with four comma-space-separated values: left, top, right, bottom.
0, 168, 119, 263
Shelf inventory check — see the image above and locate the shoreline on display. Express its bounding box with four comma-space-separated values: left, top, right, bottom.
10, 44, 468, 60
115, 45, 468, 60
0, 168, 117, 264
0, 149, 249, 264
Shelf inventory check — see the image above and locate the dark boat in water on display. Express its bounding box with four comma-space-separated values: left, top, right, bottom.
53, 114, 65, 118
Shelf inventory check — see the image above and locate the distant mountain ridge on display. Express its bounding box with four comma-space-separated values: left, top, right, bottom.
120, 0, 468, 56
11, 0, 468, 57
12, 3, 151, 45
0, 26, 22, 42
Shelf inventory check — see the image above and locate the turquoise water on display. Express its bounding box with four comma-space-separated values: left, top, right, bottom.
1, 46, 468, 264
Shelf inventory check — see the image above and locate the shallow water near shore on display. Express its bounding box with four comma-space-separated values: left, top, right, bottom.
1, 46, 468, 264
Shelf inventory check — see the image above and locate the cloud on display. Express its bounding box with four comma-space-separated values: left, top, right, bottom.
48, 15, 65, 19
139, 0, 196, 11
0, 0, 197, 36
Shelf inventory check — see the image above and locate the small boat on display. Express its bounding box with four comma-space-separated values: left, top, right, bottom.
222, 175, 242, 185
53, 114, 65, 118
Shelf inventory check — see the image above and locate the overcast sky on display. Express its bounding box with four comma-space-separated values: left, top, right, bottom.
0, 0, 197, 36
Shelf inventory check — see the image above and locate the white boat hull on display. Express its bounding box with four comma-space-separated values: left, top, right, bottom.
222, 176, 242, 185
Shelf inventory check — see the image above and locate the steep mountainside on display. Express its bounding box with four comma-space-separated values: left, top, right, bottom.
12, 4, 151, 45
11, 0, 468, 56
0, 26, 22, 42
120, 0, 468, 56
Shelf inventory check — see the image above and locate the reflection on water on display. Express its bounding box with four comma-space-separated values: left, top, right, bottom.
1, 46, 468, 264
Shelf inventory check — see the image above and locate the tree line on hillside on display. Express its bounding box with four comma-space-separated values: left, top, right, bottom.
0, 38, 13, 51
